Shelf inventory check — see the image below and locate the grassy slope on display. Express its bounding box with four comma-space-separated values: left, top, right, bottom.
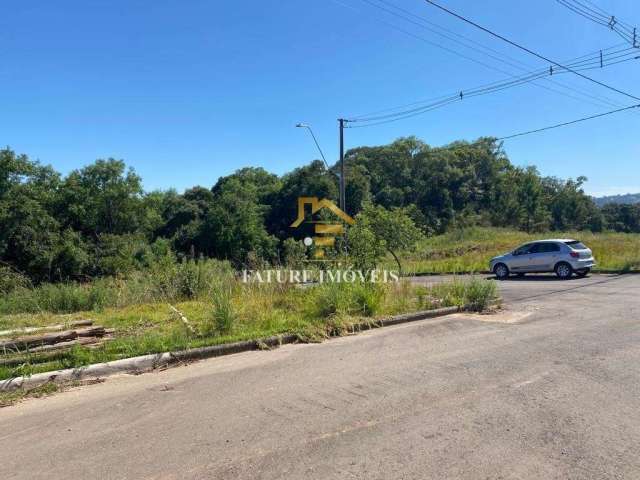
387, 227, 640, 274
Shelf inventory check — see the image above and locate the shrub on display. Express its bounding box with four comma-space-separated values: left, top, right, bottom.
351, 282, 384, 316
462, 277, 498, 311
0, 267, 31, 294
347, 223, 386, 272
282, 238, 307, 267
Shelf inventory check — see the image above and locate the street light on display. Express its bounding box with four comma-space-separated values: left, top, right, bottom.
296, 122, 346, 213
295, 123, 330, 171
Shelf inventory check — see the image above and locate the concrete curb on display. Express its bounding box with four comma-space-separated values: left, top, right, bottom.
0, 306, 462, 393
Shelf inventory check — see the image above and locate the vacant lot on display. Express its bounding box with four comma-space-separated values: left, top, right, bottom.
390, 227, 640, 274
0, 274, 496, 383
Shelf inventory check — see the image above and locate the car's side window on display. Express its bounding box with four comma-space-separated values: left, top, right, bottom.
515, 244, 533, 255
528, 243, 542, 254
536, 243, 561, 253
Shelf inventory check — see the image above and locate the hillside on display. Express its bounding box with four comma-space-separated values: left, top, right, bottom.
594, 193, 640, 207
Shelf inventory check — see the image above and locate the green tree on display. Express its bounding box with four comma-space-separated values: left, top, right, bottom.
602, 203, 640, 232
350, 203, 423, 273
515, 167, 550, 232
268, 160, 338, 240
204, 171, 279, 265
347, 222, 387, 272
56, 159, 146, 238
544, 176, 603, 231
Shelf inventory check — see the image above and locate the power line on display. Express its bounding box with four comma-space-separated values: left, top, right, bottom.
557, 0, 614, 27
423, 0, 640, 101
555, 0, 638, 45
333, 0, 632, 113
580, 0, 636, 30
360, 0, 633, 111
332, 0, 640, 129
345, 0, 639, 122
498, 104, 640, 140
347, 98, 460, 128
347, 48, 639, 125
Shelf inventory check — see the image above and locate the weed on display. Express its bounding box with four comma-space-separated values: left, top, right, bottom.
210, 285, 235, 335
0, 382, 59, 408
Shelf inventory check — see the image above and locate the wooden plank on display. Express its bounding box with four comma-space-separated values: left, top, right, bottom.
0, 320, 93, 338
0, 336, 114, 367
28, 336, 102, 353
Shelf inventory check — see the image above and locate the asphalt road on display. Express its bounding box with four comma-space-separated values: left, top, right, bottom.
1, 274, 639, 479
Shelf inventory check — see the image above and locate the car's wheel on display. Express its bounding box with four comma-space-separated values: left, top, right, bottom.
575, 268, 591, 278
494, 263, 509, 280
555, 262, 573, 280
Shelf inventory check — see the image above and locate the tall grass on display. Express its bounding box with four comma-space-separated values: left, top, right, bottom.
210, 285, 236, 335
310, 281, 385, 318
0, 276, 498, 381
0, 259, 233, 316
389, 227, 640, 274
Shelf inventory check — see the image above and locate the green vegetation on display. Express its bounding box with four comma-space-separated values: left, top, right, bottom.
0, 381, 59, 408
0, 273, 496, 381
3, 137, 640, 288
2, 136, 638, 386
388, 227, 640, 274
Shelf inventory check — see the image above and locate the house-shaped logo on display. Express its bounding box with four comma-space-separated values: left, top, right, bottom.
290, 197, 355, 259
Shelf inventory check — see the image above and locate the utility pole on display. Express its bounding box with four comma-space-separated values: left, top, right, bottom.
338, 118, 346, 213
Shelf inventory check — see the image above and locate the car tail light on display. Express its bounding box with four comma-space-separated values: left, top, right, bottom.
570, 251, 579, 258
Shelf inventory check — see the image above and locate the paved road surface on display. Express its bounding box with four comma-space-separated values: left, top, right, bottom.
1, 274, 639, 479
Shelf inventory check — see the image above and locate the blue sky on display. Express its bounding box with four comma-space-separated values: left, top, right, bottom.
2, 1, 638, 196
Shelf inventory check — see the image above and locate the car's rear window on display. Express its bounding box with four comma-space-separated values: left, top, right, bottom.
565, 240, 587, 250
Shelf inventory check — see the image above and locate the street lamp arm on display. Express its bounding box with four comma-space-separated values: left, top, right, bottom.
295, 123, 330, 170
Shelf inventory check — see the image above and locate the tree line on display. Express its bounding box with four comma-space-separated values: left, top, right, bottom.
1, 137, 637, 283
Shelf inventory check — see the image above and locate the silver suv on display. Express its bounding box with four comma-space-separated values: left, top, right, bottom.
490, 239, 596, 280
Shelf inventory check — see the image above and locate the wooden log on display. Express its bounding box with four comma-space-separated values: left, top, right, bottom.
76, 326, 106, 338
0, 336, 114, 367
168, 304, 197, 335
0, 350, 66, 368
28, 336, 102, 353
0, 326, 106, 352
0, 320, 93, 338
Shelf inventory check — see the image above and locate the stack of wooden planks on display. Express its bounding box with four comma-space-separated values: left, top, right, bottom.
0, 320, 114, 367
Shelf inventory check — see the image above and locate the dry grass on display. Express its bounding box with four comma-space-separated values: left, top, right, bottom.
0, 278, 496, 381
387, 227, 640, 274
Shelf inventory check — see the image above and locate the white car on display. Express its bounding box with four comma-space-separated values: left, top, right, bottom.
489, 239, 596, 280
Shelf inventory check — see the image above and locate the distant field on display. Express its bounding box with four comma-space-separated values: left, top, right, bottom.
388, 227, 640, 275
